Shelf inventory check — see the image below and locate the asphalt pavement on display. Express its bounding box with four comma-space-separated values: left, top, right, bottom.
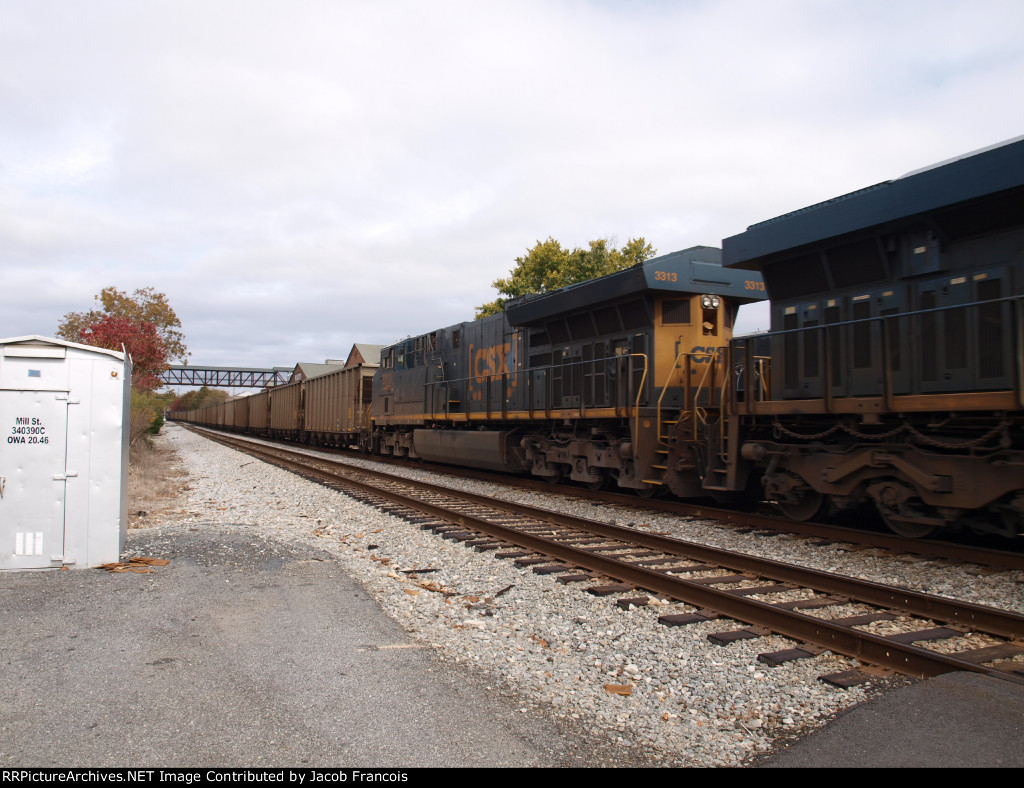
758, 669, 1024, 768
4, 523, 1022, 768
0, 525, 648, 768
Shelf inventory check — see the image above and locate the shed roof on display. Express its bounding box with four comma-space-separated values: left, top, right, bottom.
0, 334, 126, 362
289, 361, 345, 382
346, 343, 384, 367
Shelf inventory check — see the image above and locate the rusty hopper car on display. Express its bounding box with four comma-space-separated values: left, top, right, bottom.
171, 358, 379, 448
209, 400, 225, 428
303, 362, 377, 447
268, 378, 303, 440
247, 389, 270, 434
722, 136, 1024, 537
228, 395, 250, 432
372, 246, 766, 496
224, 397, 239, 430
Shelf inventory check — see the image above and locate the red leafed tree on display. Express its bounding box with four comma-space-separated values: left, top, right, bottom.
78, 315, 169, 392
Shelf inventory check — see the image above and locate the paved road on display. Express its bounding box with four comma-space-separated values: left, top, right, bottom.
758, 670, 1024, 768
6, 523, 1022, 768
0, 525, 647, 768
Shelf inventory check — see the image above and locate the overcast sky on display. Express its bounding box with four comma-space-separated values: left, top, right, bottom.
3, 0, 1024, 378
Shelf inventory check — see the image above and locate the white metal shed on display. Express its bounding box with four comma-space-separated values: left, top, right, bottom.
1, 335, 131, 569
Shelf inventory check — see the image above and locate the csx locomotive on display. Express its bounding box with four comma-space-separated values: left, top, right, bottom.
172, 136, 1024, 540
371, 245, 765, 499
724, 137, 1024, 538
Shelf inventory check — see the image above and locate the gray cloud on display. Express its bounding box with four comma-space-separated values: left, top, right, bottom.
2, 0, 1023, 374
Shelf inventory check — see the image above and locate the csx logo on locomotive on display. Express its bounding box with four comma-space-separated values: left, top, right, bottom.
690, 345, 723, 362
469, 342, 517, 401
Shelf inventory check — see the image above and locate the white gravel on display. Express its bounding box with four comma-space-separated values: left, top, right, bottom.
137, 424, 1024, 767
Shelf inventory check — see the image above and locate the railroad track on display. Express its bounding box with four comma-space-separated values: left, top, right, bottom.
359, 453, 1024, 573
187, 425, 1024, 686
212, 428, 1024, 572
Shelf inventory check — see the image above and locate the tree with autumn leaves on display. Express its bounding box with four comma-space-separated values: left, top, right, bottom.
73, 316, 167, 392
57, 286, 188, 392
58, 287, 188, 445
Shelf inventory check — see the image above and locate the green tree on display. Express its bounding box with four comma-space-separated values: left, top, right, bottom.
171, 387, 229, 411
476, 237, 656, 318
57, 286, 189, 364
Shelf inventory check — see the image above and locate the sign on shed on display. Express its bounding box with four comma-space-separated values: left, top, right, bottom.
1, 336, 131, 569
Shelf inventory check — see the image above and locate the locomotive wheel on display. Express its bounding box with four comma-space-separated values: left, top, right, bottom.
585, 475, 606, 491
635, 486, 658, 499
868, 480, 938, 539
775, 490, 826, 522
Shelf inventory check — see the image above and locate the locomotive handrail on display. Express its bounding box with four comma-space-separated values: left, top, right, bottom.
718, 353, 733, 463
421, 353, 649, 423
1016, 298, 1024, 409
745, 293, 1022, 338
695, 349, 719, 431
631, 353, 649, 469
731, 294, 1023, 411
735, 346, 772, 409
655, 349, 689, 444
754, 355, 770, 407
649, 349, 723, 466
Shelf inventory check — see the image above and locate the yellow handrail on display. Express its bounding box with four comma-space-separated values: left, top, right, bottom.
629, 353, 649, 464
654, 349, 718, 446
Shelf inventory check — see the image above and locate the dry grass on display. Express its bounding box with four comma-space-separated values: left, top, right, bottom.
128, 431, 190, 529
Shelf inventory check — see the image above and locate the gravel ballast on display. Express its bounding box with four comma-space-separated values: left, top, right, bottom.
134, 424, 1024, 767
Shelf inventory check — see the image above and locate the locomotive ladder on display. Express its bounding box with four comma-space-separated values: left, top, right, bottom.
701, 359, 741, 492
646, 349, 727, 489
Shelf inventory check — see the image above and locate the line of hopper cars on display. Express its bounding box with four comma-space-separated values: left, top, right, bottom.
172, 137, 1024, 541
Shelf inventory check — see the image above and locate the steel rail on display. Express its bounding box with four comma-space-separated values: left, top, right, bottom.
493, 478, 1024, 573
344, 461, 1024, 640
178, 421, 1024, 572
311, 436, 1024, 572
194, 428, 1024, 683
195, 428, 1024, 640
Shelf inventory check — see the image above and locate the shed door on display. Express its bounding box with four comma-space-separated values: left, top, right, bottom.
0, 390, 69, 570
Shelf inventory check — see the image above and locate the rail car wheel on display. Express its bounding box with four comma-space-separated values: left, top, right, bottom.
774, 490, 826, 522
764, 471, 826, 521
867, 480, 938, 539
